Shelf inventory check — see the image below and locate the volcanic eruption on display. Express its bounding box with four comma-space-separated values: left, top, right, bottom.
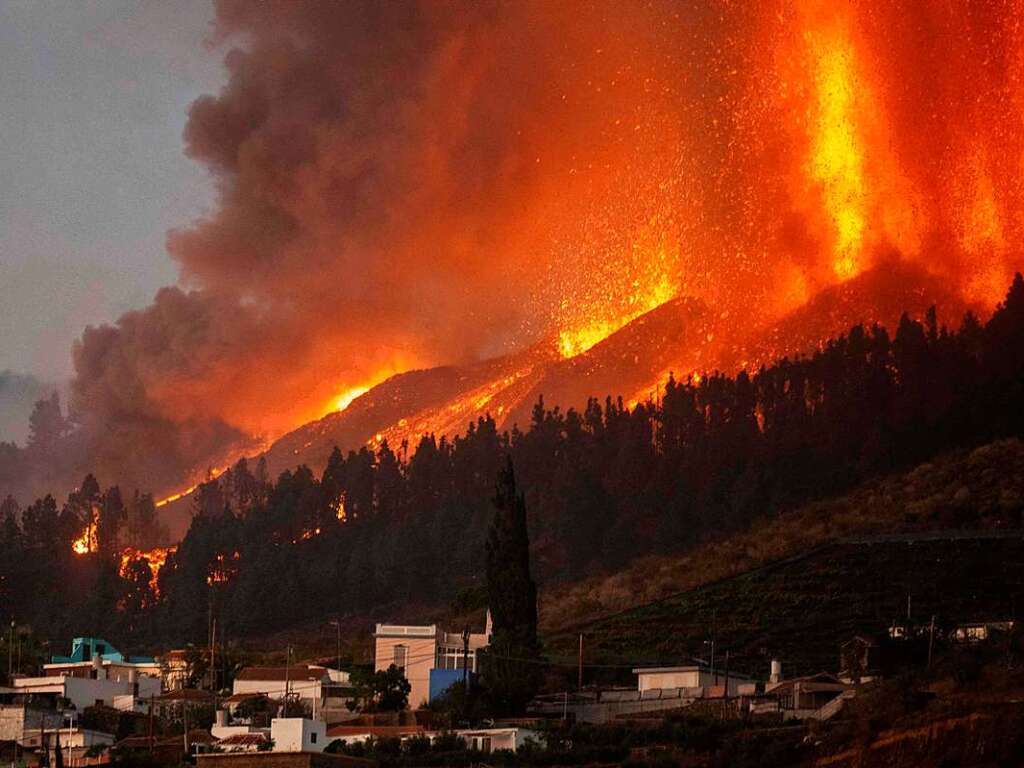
55, 0, 1024, 510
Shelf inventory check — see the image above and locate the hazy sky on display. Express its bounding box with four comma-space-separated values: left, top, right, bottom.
0, 0, 222, 387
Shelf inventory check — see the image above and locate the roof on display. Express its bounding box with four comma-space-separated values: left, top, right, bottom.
51, 637, 155, 665
224, 692, 270, 704
235, 666, 328, 682
115, 729, 215, 750
155, 688, 216, 703
218, 733, 269, 746
374, 624, 437, 638
632, 665, 755, 680
766, 672, 848, 694
197, 752, 377, 765
326, 725, 425, 738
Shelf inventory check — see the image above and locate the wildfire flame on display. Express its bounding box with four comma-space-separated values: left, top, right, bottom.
119, 546, 176, 598
71, 507, 100, 555
207, 551, 240, 585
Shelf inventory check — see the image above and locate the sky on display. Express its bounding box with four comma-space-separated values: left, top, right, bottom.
0, 0, 222, 403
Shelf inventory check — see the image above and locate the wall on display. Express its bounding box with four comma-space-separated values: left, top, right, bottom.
271, 718, 326, 753
636, 670, 701, 692
234, 678, 322, 704
0, 705, 62, 742
374, 635, 436, 709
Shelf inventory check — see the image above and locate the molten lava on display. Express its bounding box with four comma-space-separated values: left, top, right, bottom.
808, 30, 867, 280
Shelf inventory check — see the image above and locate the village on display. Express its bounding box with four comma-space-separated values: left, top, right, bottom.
0, 605, 1013, 767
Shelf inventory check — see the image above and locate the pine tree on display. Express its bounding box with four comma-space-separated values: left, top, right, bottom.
481, 457, 540, 714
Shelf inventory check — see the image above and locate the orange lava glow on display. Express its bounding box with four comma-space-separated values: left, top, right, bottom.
334, 386, 370, 413
155, 466, 226, 509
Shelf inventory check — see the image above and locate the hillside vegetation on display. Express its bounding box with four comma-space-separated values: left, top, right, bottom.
540, 437, 1024, 632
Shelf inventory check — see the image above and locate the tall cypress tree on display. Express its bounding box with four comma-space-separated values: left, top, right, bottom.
481, 457, 540, 714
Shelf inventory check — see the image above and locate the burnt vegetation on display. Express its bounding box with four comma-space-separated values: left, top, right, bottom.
2, 276, 1024, 652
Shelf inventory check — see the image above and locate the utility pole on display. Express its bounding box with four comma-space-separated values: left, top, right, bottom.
722, 650, 730, 718
927, 615, 936, 668
330, 620, 342, 675
7, 620, 13, 678
577, 634, 584, 690
284, 644, 293, 709
210, 616, 217, 692
461, 627, 471, 724
148, 695, 154, 754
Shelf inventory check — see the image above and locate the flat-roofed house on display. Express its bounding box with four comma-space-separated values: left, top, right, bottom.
632, 665, 754, 697
373, 614, 491, 710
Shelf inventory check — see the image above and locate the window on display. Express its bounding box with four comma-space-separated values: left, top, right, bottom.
310, 732, 317, 744
393, 645, 408, 671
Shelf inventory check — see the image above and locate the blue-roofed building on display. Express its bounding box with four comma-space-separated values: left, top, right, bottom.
50, 637, 155, 665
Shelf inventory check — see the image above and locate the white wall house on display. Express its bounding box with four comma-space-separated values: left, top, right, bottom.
373, 612, 491, 709
633, 666, 753, 697
271, 717, 326, 752
457, 728, 539, 753
8, 672, 160, 712
232, 665, 342, 717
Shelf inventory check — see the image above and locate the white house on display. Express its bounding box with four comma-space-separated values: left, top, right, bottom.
373, 612, 491, 709
632, 665, 754, 697
456, 727, 539, 754
6, 669, 160, 712
270, 717, 326, 752
232, 666, 334, 713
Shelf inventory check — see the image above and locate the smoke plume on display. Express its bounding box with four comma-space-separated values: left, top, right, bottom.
68, 0, 1024, 494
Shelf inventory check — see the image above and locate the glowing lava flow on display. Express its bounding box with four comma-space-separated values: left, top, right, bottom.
155, 466, 226, 508
557, 260, 679, 359
808, 30, 867, 281
334, 386, 370, 412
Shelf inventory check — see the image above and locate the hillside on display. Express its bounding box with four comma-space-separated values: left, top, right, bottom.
540, 438, 1024, 632
542, 439, 1024, 678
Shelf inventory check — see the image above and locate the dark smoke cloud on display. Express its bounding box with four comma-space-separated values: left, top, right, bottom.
70, 0, 681, 492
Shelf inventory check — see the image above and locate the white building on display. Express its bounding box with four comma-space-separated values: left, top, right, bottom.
373, 612, 491, 709
456, 727, 539, 754
632, 665, 753, 697
6, 669, 160, 712
232, 665, 350, 717
270, 717, 326, 752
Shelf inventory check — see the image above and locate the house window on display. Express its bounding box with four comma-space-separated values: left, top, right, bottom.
310, 732, 317, 744
393, 645, 408, 671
